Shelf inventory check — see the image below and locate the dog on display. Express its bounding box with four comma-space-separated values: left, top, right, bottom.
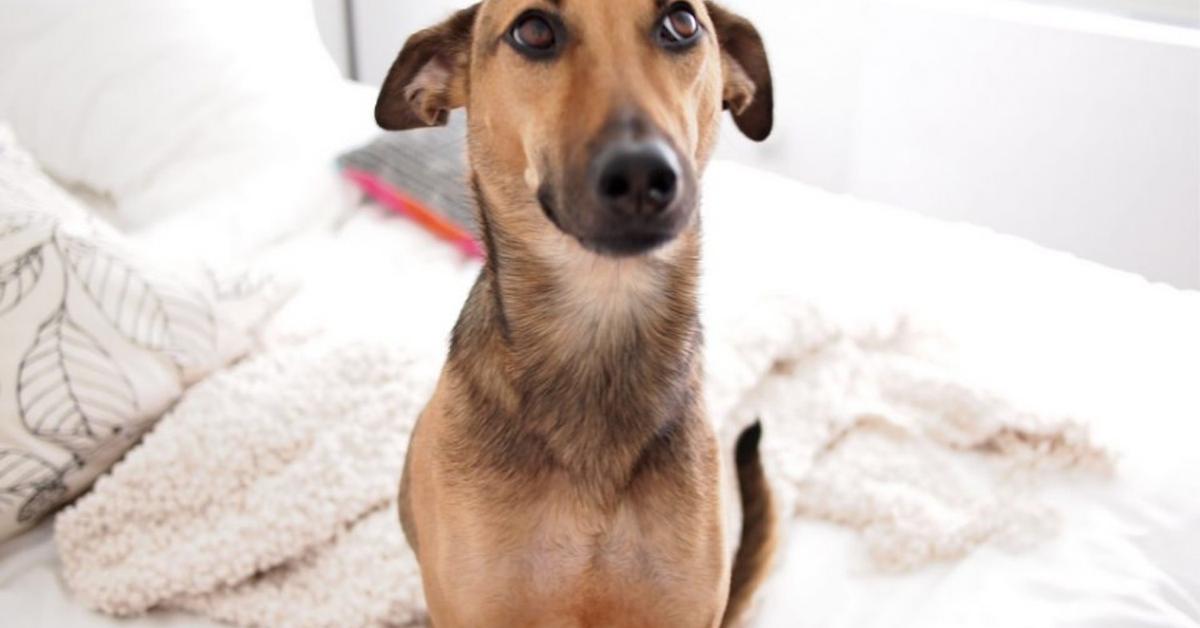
375, 1, 775, 626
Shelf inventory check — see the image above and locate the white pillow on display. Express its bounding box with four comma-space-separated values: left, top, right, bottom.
0, 0, 365, 234
0, 125, 281, 541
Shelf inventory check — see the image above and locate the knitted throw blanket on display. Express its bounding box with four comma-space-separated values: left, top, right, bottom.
53, 188, 1112, 626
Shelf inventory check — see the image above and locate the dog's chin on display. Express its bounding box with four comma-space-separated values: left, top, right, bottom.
576, 230, 679, 257
538, 187, 690, 258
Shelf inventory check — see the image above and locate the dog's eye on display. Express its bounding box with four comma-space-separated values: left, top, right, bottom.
509, 13, 558, 58
657, 4, 702, 49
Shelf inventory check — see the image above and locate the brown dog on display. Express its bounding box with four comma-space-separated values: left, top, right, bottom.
375, 1, 775, 626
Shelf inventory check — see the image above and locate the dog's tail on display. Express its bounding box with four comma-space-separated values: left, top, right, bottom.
722, 421, 777, 627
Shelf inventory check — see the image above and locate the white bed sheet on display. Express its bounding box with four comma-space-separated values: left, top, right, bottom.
760, 449, 1200, 628
2, 89, 1198, 628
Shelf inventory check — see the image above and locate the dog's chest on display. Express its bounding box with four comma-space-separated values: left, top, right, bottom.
520, 499, 656, 587
459, 493, 723, 627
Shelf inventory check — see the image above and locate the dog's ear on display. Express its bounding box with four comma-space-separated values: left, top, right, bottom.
375, 5, 479, 131
706, 3, 773, 142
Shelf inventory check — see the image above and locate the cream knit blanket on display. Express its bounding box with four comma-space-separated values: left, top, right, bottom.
54, 167, 1113, 626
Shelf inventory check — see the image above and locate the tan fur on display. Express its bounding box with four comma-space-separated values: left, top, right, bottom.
379, 2, 776, 626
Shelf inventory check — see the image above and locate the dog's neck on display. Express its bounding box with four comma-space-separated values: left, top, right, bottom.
446, 180, 704, 500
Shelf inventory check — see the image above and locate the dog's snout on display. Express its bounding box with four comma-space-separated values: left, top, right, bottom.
553, 109, 697, 256
593, 140, 681, 217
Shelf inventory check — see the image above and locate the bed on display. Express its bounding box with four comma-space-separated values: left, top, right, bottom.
1, 2, 1197, 627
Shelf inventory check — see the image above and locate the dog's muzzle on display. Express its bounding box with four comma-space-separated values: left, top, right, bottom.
581, 133, 692, 256
541, 110, 696, 257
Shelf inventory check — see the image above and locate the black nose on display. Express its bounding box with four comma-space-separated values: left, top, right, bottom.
593, 140, 681, 217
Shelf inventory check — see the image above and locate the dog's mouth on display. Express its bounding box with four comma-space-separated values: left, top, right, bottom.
537, 181, 692, 257
537, 184, 564, 232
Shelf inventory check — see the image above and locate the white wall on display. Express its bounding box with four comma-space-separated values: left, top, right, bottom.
848, 1, 1200, 289
311, 0, 351, 76
312, 0, 1200, 288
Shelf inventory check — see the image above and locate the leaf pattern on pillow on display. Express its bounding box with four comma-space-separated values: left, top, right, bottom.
0, 449, 70, 524
17, 307, 139, 453
0, 245, 44, 317
57, 231, 217, 370
0, 212, 50, 241
2, 135, 264, 535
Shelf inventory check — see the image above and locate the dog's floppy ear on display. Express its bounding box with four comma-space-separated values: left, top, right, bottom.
706, 3, 773, 142
375, 4, 479, 131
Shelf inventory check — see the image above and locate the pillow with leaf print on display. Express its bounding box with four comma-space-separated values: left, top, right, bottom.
0, 124, 284, 541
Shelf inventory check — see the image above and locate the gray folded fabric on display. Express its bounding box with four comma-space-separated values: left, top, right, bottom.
337, 114, 477, 238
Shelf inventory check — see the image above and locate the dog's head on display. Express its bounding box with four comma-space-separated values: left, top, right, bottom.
376, 0, 771, 258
